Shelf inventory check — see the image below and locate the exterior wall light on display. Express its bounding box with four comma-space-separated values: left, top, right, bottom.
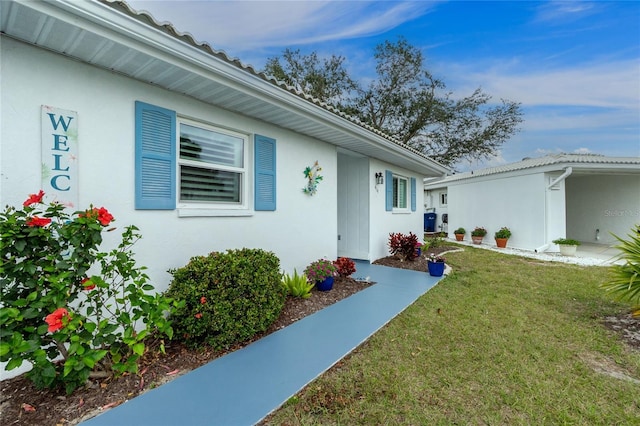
375, 172, 384, 185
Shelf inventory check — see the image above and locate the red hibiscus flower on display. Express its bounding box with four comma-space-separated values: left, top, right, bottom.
81, 278, 96, 291
200, 296, 207, 305
26, 216, 52, 227
81, 207, 114, 226
96, 207, 114, 226
194, 313, 203, 319
23, 190, 45, 207
45, 308, 71, 333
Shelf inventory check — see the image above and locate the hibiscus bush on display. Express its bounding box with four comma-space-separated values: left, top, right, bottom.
0, 191, 178, 394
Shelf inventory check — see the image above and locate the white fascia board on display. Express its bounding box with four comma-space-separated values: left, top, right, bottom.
29, 0, 449, 176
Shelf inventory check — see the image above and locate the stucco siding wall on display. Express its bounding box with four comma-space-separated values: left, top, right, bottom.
446, 173, 547, 250
369, 158, 424, 262
566, 174, 640, 244
1, 37, 340, 288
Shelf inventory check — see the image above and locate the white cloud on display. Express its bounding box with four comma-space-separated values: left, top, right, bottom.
447, 59, 640, 110
573, 147, 593, 154
126, 1, 436, 52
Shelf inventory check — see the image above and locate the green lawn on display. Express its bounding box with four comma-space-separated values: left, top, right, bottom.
266, 247, 640, 425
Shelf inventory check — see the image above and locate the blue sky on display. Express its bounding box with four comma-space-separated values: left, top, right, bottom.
127, 0, 640, 171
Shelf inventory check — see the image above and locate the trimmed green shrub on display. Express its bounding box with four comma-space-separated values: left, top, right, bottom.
166, 248, 286, 349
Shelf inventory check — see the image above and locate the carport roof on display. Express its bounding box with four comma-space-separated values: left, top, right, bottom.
424, 154, 640, 188
0, 0, 449, 176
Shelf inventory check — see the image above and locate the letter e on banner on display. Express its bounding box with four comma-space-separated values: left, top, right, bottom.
41, 105, 78, 208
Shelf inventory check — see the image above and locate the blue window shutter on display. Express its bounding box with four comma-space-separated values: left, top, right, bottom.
254, 134, 276, 211
385, 170, 393, 211
135, 101, 176, 210
411, 177, 417, 212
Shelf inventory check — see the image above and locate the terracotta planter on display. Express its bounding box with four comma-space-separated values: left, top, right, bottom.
495, 238, 508, 248
471, 236, 484, 245
454, 233, 464, 241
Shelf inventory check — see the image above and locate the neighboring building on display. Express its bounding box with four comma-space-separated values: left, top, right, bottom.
424, 154, 640, 252
0, 0, 449, 290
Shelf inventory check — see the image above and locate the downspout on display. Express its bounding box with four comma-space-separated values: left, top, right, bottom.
536, 167, 573, 253
547, 167, 573, 190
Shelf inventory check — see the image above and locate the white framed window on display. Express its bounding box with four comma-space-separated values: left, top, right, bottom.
393, 175, 409, 210
440, 192, 448, 206
177, 119, 248, 209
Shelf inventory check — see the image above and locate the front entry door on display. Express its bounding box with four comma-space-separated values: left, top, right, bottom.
337, 152, 369, 259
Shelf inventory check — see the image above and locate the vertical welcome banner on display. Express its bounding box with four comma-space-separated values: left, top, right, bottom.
41, 105, 78, 209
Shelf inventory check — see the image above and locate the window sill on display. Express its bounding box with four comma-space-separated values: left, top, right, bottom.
392, 209, 411, 214
178, 208, 254, 217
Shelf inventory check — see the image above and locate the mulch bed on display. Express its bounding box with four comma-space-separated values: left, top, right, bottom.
2, 245, 637, 426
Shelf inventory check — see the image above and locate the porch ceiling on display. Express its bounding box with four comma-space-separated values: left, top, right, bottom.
0, 0, 449, 177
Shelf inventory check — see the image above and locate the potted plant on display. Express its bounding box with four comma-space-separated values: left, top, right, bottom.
415, 240, 424, 258
427, 253, 446, 277
453, 227, 466, 241
552, 238, 581, 256
494, 227, 512, 248
471, 226, 487, 245
304, 258, 338, 291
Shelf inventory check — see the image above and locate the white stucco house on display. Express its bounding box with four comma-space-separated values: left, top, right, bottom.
1, 0, 449, 290
424, 154, 640, 252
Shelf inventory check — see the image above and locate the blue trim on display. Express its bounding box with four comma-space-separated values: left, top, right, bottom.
410, 177, 416, 212
385, 170, 393, 211
135, 101, 176, 210
254, 134, 276, 211
384, 170, 393, 212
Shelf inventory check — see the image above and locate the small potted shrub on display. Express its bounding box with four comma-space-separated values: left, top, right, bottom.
388, 232, 420, 261
304, 258, 338, 291
427, 253, 446, 277
453, 227, 466, 241
471, 227, 487, 245
333, 257, 356, 277
494, 227, 512, 248
552, 238, 581, 256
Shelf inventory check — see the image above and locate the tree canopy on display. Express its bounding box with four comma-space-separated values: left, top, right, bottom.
262, 38, 523, 169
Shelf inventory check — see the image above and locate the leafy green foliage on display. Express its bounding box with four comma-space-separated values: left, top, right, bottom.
552, 238, 581, 246
424, 235, 445, 250
601, 226, 640, 316
263, 48, 357, 106
454, 227, 466, 235
282, 269, 314, 299
262, 37, 523, 168
388, 232, 419, 261
494, 227, 512, 239
0, 192, 176, 394
166, 248, 286, 349
471, 227, 487, 237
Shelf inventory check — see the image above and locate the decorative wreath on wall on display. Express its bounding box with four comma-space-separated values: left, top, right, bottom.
302, 161, 323, 196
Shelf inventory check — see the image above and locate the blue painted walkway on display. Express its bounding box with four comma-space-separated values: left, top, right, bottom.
82, 261, 442, 426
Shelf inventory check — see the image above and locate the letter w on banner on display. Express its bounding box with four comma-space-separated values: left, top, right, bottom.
41, 105, 78, 209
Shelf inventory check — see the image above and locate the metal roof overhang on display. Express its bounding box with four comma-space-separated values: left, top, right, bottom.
0, 0, 449, 177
